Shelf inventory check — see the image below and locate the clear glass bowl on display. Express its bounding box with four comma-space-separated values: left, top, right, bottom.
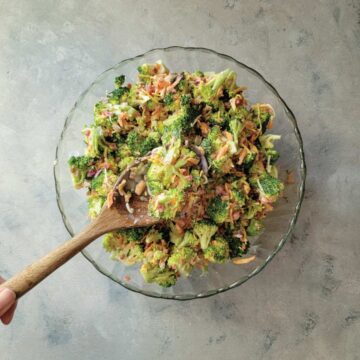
54, 46, 306, 300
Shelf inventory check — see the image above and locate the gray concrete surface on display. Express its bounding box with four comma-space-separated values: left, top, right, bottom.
0, 0, 359, 359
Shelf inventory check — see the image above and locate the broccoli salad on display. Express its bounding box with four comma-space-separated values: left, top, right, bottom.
68, 61, 284, 287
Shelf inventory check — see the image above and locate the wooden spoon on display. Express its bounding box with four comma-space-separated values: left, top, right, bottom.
0, 161, 159, 299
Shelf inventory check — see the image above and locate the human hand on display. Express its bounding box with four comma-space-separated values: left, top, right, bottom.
0, 277, 17, 325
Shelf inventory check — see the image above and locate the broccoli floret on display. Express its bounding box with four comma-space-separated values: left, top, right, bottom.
201, 125, 222, 155
106, 75, 129, 103
265, 149, 280, 164
148, 189, 184, 219
243, 152, 256, 171
169, 222, 183, 245
102, 232, 144, 264
93, 101, 115, 128
231, 189, 246, 208
164, 93, 174, 106
114, 75, 125, 88
227, 236, 249, 258
90, 171, 104, 190
168, 247, 197, 276
194, 69, 237, 104
144, 229, 163, 244
259, 134, 281, 150
68, 155, 93, 189
246, 219, 264, 236
140, 262, 176, 287
126, 130, 160, 156
118, 227, 148, 243
146, 162, 172, 194
83, 126, 107, 157
118, 156, 135, 171
229, 118, 243, 146
192, 220, 218, 250
107, 87, 129, 104
116, 243, 144, 265
162, 105, 199, 143
201, 125, 236, 174
206, 196, 229, 224
204, 237, 230, 264
172, 231, 199, 248
137, 61, 169, 83
190, 169, 202, 188
180, 94, 191, 106
87, 195, 106, 219
208, 109, 230, 127
257, 173, 284, 198
244, 201, 263, 220
253, 104, 272, 130
102, 232, 118, 253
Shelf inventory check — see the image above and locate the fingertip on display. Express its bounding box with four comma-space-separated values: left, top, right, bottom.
1, 302, 17, 325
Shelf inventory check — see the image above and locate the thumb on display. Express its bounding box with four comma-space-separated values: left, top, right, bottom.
0, 288, 16, 317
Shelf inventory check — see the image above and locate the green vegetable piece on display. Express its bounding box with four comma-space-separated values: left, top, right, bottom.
193, 220, 218, 250
257, 173, 284, 197
148, 189, 184, 220
118, 227, 148, 243
168, 247, 197, 276
227, 236, 249, 258
68, 155, 93, 189
87, 195, 106, 219
194, 69, 237, 104
206, 196, 229, 224
204, 237, 230, 263
140, 263, 176, 288
164, 93, 174, 106
126, 130, 160, 156
144, 229, 163, 244
246, 219, 264, 236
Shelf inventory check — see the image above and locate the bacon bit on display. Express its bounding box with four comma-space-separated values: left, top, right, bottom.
135, 180, 146, 196
235, 96, 243, 106
223, 131, 233, 141
87, 169, 97, 177
215, 144, 229, 160
84, 129, 91, 137
232, 255, 256, 265
187, 158, 200, 165
216, 185, 225, 195
199, 122, 210, 135
107, 190, 115, 208
123, 275, 131, 282
175, 222, 185, 235
233, 211, 241, 221
127, 83, 132, 89
286, 170, 295, 184
267, 119, 273, 129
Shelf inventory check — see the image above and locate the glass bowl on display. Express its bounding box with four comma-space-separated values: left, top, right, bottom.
54, 46, 306, 300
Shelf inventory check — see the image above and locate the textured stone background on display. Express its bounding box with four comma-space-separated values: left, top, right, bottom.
1, 0, 359, 359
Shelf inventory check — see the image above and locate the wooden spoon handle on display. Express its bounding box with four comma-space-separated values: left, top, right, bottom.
0, 222, 103, 299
